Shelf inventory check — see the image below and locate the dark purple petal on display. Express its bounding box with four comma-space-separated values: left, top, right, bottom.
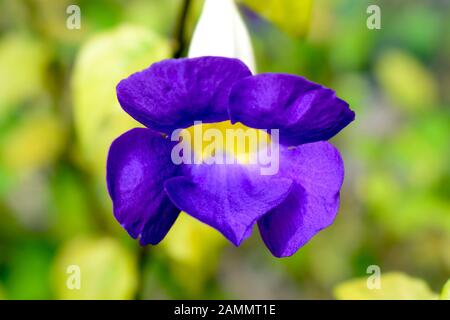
117, 57, 252, 133
106, 128, 180, 245
164, 163, 293, 246
229, 74, 355, 145
258, 142, 344, 257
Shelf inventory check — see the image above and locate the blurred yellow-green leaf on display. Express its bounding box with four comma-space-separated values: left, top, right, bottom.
241, 0, 313, 38
0, 35, 50, 119
162, 213, 225, 295
49, 166, 95, 239
163, 213, 225, 268
27, 0, 86, 43
72, 25, 171, 176
52, 237, 137, 299
0, 111, 66, 174
362, 169, 450, 236
334, 272, 438, 300
123, 0, 179, 37
390, 116, 449, 188
375, 49, 438, 111
440, 279, 450, 300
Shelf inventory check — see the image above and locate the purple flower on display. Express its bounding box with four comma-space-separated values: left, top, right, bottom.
107, 56, 355, 257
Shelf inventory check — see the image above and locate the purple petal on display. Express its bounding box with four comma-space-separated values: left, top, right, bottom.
229, 74, 355, 145
258, 142, 344, 257
117, 57, 252, 133
164, 163, 293, 246
106, 128, 180, 245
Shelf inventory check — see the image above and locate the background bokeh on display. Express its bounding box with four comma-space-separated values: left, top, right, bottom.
0, 0, 449, 299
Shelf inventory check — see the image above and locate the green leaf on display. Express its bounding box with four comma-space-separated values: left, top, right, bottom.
0, 35, 50, 120
375, 49, 438, 111
440, 279, 450, 300
72, 25, 171, 176
241, 0, 313, 38
361, 113, 450, 236
49, 166, 94, 239
52, 237, 138, 299
0, 110, 66, 174
389, 115, 449, 188
162, 213, 225, 295
334, 272, 438, 300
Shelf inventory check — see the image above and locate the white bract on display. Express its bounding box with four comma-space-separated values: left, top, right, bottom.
188, 0, 256, 72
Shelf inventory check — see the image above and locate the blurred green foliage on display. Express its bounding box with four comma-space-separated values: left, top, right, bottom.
240, 0, 313, 38
52, 237, 137, 299
440, 279, 450, 300
0, 0, 449, 300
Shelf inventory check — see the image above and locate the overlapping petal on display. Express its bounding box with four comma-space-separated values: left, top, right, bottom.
106, 128, 180, 245
164, 162, 293, 246
229, 73, 355, 145
116, 56, 252, 133
257, 142, 344, 257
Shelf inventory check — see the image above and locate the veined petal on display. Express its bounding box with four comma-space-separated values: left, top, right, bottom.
164, 162, 293, 246
106, 128, 179, 245
258, 142, 344, 257
229, 73, 355, 146
117, 56, 252, 134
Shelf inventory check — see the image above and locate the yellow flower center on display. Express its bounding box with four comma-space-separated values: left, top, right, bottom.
179, 121, 272, 164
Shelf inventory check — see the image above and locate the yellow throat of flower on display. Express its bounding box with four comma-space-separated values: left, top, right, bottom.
179, 121, 272, 164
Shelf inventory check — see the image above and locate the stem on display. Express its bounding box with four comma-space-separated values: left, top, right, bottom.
135, 245, 149, 299
173, 0, 192, 58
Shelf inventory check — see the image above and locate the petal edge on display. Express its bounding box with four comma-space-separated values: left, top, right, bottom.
106, 128, 180, 245
229, 73, 355, 146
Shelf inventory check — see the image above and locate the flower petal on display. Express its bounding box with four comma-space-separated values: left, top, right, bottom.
164, 163, 293, 246
229, 74, 355, 145
258, 142, 344, 257
117, 56, 252, 133
106, 128, 179, 245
